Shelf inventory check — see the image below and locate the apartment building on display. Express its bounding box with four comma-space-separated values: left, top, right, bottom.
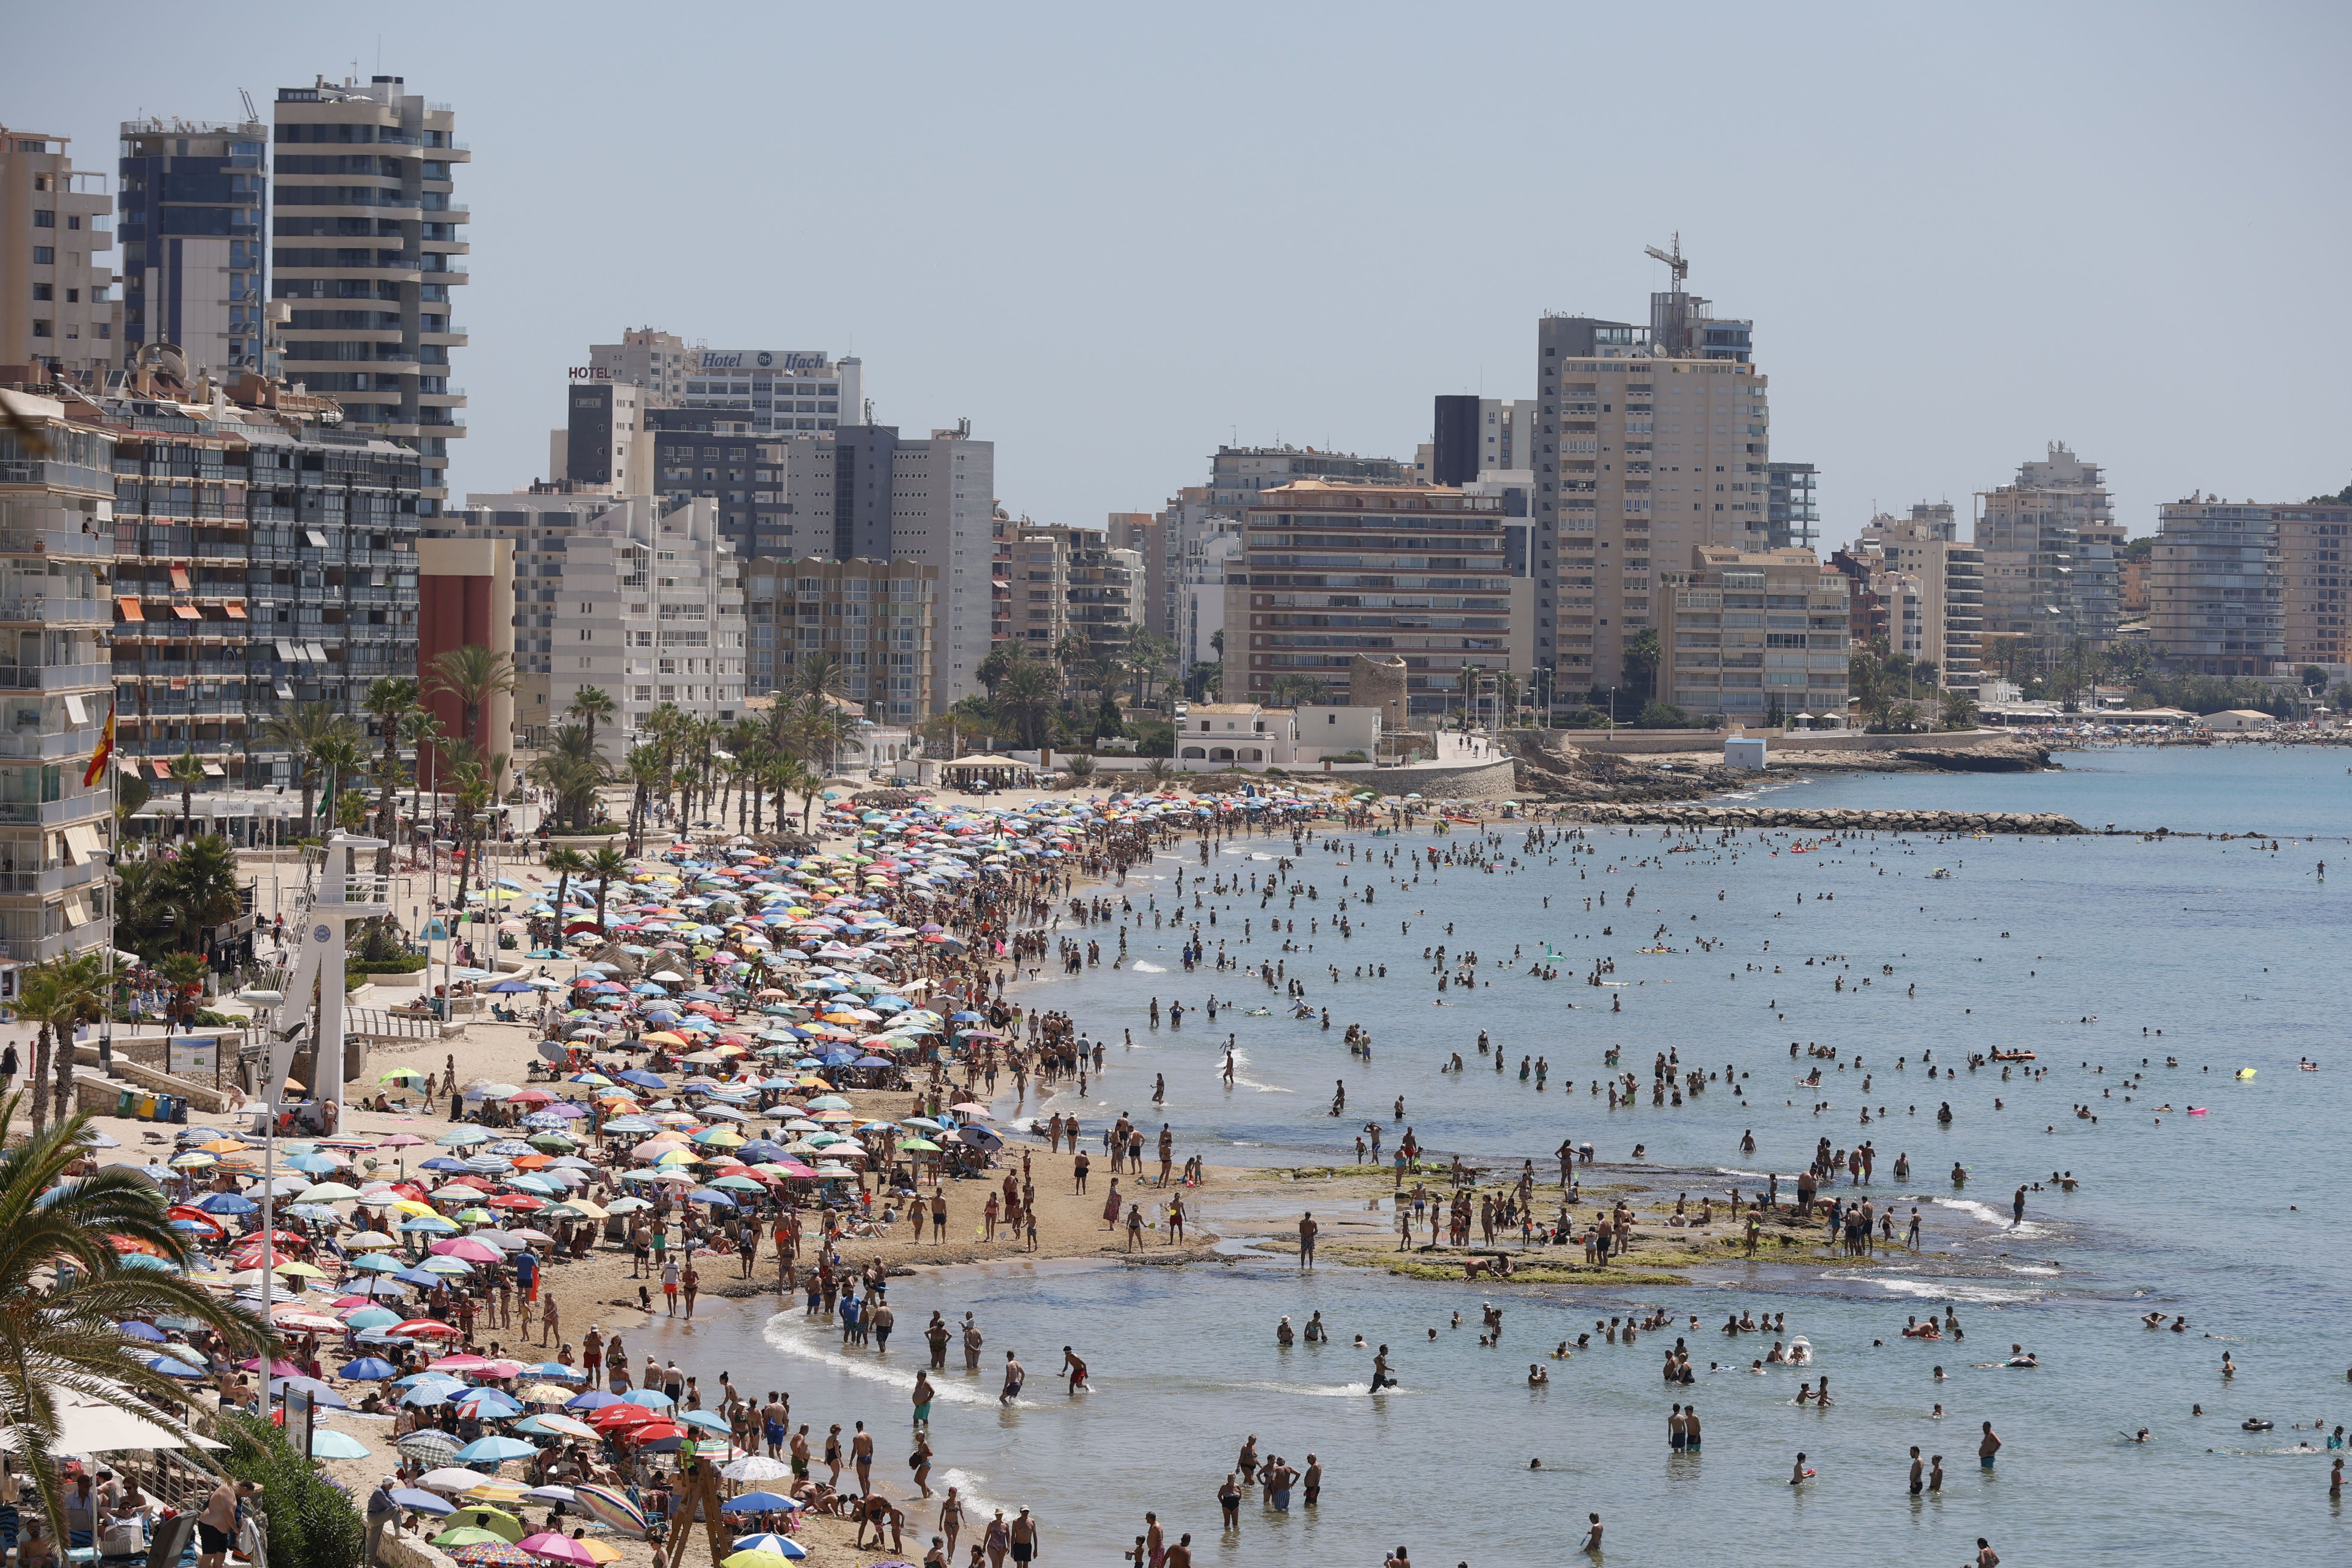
1231, 480, 1509, 720
1975, 443, 2116, 655
118, 118, 269, 379
270, 75, 467, 509
81, 371, 423, 784
1532, 289, 1773, 713
1658, 545, 1851, 723
2275, 505, 2351, 667
1429, 397, 1540, 486
1009, 524, 1134, 661
1859, 504, 1985, 693
2148, 499, 2282, 676
585, 327, 689, 405
1765, 462, 1819, 551
0, 389, 122, 980
1209, 446, 1406, 513
741, 556, 935, 722
443, 493, 743, 749
0, 126, 119, 385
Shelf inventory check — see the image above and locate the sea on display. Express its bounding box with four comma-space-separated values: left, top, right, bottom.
636, 746, 2351, 1566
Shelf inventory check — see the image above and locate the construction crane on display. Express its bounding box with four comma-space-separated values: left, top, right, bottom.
1645, 234, 1688, 291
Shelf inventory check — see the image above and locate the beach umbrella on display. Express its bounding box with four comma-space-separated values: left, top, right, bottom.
389, 1487, 455, 1516
441, 1506, 527, 1542
728, 1536, 806, 1561
720, 1552, 800, 1568
447, 1544, 536, 1568
572, 1483, 650, 1539
395, 1428, 465, 1465
718, 1491, 795, 1514
307, 1428, 373, 1460
720, 1455, 793, 1483
517, 1534, 601, 1566
432, 1528, 513, 1550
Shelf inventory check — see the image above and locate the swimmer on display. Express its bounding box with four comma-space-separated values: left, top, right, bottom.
1790, 1452, 1812, 1486
1528, 1364, 1549, 1386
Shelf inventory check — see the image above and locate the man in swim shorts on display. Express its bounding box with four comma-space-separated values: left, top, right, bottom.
1979, 1421, 2001, 1468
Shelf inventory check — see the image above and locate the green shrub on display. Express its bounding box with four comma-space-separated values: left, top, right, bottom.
218, 1411, 367, 1568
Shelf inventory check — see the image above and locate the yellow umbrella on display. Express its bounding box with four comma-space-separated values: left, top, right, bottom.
388, 1199, 439, 1217
273, 1260, 328, 1279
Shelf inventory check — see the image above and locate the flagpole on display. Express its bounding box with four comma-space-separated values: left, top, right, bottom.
100, 712, 115, 1077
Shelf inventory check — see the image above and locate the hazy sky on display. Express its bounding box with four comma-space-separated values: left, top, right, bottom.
10, 3, 2350, 545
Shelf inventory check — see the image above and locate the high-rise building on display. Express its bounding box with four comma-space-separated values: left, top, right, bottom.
2276, 504, 2352, 667
441, 493, 743, 749
2148, 499, 2281, 676
1229, 481, 1508, 720
1658, 545, 1850, 723
1010, 524, 1134, 662
1858, 504, 1985, 694
1208, 446, 1406, 513
92, 368, 422, 786
1429, 397, 1539, 487
1765, 461, 1819, 551
0, 389, 122, 981
677, 348, 860, 438
117, 118, 269, 379
1974, 443, 2115, 658
0, 126, 119, 385
742, 556, 936, 722
1532, 277, 1773, 713
270, 76, 467, 510
557, 381, 653, 495
584, 327, 689, 405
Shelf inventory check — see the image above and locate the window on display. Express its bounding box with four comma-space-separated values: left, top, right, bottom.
32, 211, 53, 229
32, 248, 54, 266
30, 284, 49, 301
30, 321, 49, 338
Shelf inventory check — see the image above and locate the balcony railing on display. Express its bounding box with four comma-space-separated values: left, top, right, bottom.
0, 663, 114, 692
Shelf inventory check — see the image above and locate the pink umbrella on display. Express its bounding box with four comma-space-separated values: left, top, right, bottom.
429, 1238, 505, 1265
428, 1353, 493, 1373
515, 1534, 600, 1566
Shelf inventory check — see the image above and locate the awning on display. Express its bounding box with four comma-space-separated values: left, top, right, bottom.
304, 642, 330, 662
0, 1383, 225, 1455
202, 762, 226, 777
61, 890, 89, 928
304, 529, 328, 548
62, 693, 87, 726
273, 640, 298, 662
168, 567, 190, 591
224, 602, 247, 620
274, 682, 294, 700
172, 605, 200, 620
116, 596, 144, 622
62, 823, 105, 864
149, 760, 172, 779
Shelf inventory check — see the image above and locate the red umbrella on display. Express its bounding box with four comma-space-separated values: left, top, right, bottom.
486, 1194, 546, 1211
623, 1421, 685, 1446
506, 1088, 557, 1106
394, 1319, 463, 1338
587, 1404, 655, 1430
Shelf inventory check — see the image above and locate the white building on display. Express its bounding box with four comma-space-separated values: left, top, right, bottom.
679, 349, 862, 438
446, 492, 745, 748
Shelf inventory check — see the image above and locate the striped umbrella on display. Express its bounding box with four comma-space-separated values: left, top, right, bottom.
447, 1546, 536, 1568
572, 1483, 650, 1540
395, 1428, 464, 1465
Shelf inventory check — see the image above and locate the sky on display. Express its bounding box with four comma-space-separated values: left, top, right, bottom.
9, 2, 2351, 547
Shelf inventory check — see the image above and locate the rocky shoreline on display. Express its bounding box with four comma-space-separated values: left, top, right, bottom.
1563, 803, 2086, 833
1503, 732, 2053, 805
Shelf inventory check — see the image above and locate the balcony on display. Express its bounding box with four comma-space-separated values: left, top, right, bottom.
0, 663, 113, 692
0, 598, 107, 626
0, 725, 100, 762
0, 861, 102, 896
0, 463, 113, 499
0, 795, 110, 828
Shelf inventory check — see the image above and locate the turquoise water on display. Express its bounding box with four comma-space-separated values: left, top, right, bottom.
637, 749, 2350, 1566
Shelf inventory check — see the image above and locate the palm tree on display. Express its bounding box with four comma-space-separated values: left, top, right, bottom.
622, 742, 667, 855
167, 749, 206, 839
994, 658, 1060, 750
425, 644, 518, 784
18, 956, 105, 1136
544, 846, 588, 945
1269, 674, 1330, 709
1145, 756, 1176, 785
309, 735, 364, 838
786, 652, 849, 703
446, 763, 493, 932
363, 676, 420, 867
260, 701, 358, 827
565, 686, 617, 772
0, 1093, 267, 1541
587, 846, 629, 932
398, 705, 446, 833
767, 754, 819, 835
162, 836, 241, 959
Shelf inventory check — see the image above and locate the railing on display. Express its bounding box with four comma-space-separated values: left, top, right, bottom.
0, 796, 112, 827
0, 598, 106, 625
0, 662, 114, 691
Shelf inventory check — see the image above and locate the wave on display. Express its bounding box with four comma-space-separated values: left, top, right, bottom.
1130, 962, 1168, 973
1932, 1197, 2048, 1238
934, 1467, 1009, 1517
1818, 1271, 2043, 1305
759, 1314, 996, 1405
1222, 1378, 1408, 1398
1714, 1167, 1788, 1182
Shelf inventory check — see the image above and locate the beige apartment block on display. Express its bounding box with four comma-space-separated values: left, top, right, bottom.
1659, 545, 1851, 723
1859, 505, 1985, 693
1012, 523, 1134, 662
0, 127, 119, 385
741, 555, 936, 723
2275, 504, 2351, 668
2149, 500, 2281, 676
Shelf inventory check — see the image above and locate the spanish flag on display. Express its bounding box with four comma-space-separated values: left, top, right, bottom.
82, 698, 115, 787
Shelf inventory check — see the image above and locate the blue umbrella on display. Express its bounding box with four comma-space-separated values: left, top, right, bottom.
116, 1320, 167, 1342
488, 979, 536, 994
389, 1488, 455, 1516
341, 1357, 400, 1381
618, 1388, 673, 1410
731, 1535, 806, 1556
685, 1189, 737, 1207
193, 1193, 257, 1215
564, 1391, 624, 1412
393, 1268, 447, 1289
524, 1363, 585, 1382
347, 1254, 405, 1274
456, 1389, 524, 1418
148, 1354, 207, 1379
616, 1070, 667, 1090
453, 1435, 539, 1464
720, 1492, 794, 1514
